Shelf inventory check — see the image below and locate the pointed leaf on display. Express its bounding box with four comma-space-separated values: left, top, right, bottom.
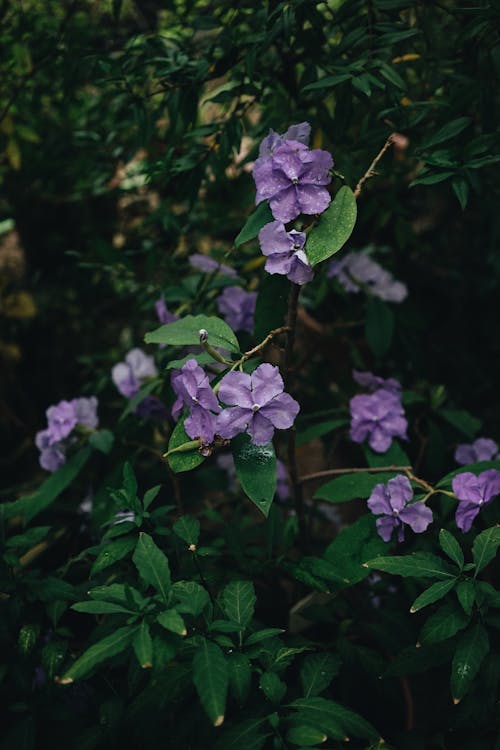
222, 580, 256, 629
286, 725, 328, 746
451, 624, 489, 702
305, 186, 357, 266
410, 578, 457, 613
439, 529, 464, 569
167, 415, 206, 474
193, 640, 229, 726
172, 581, 210, 617
419, 601, 469, 645
300, 653, 341, 697
58, 626, 137, 683
227, 652, 251, 706
133, 533, 171, 601
365, 552, 457, 580
231, 434, 276, 517
173, 515, 200, 547
157, 609, 187, 636
144, 314, 239, 353
289, 697, 379, 741
456, 579, 475, 615
314, 471, 397, 503
132, 621, 153, 668
472, 526, 500, 573
91, 536, 137, 576
71, 601, 136, 615
235, 202, 273, 246
260, 672, 286, 703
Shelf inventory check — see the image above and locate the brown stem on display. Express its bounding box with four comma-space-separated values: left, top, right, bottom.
353, 134, 396, 198
299, 465, 412, 485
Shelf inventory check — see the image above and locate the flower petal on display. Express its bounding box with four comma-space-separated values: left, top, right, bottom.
251, 363, 284, 406
216, 406, 252, 439
259, 392, 300, 429
218, 372, 253, 408
247, 412, 275, 446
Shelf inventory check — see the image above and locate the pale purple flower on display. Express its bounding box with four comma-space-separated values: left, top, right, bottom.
353, 370, 402, 394
258, 122, 311, 157
71, 397, 99, 431
170, 358, 220, 442
188, 253, 237, 278
350, 388, 408, 453
216, 286, 257, 333
276, 459, 291, 501
35, 429, 66, 472
46, 400, 77, 443
253, 140, 333, 222
135, 395, 169, 421
217, 363, 300, 446
454, 438, 499, 465
155, 296, 177, 325
112, 348, 157, 398
368, 475, 433, 542
328, 251, 407, 303
452, 469, 500, 532
258, 221, 314, 285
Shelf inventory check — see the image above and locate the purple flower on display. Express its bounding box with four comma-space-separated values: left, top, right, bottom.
216, 286, 257, 333
276, 459, 291, 501
189, 253, 237, 278
452, 470, 500, 532
368, 475, 433, 542
170, 358, 220, 442
352, 370, 402, 394
35, 429, 66, 472
216, 363, 300, 446
258, 221, 314, 285
350, 388, 408, 453
328, 251, 407, 303
253, 139, 333, 223
112, 348, 157, 398
46, 400, 77, 443
155, 296, 178, 326
454, 438, 499, 465
135, 395, 170, 421
71, 397, 99, 431
258, 122, 311, 157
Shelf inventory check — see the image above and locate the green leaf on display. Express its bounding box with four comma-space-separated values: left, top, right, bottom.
286, 725, 328, 746
410, 578, 457, 613
71, 601, 136, 615
365, 552, 457, 580
133, 533, 171, 601
438, 408, 481, 438
89, 429, 114, 454
313, 471, 398, 503
296, 419, 347, 447
260, 672, 286, 703
157, 609, 187, 636
214, 719, 268, 750
451, 624, 489, 703
289, 697, 379, 741
173, 515, 200, 547
143, 485, 161, 510
420, 117, 471, 150
253, 273, 289, 341
300, 653, 341, 697
365, 298, 394, 357
120, 378, 161, 421
305, 186, 357, 266
58, 626, 137, 683
192, 640, 229, 726
132, 621, 153, 668
222, 580, 256, 629
90, 536, 137, 576
88, 583, 145, 609
166, 352, 216, 370
472, 526, 500, 573
324, 515, 387, 584
410, 170, 455, 187
364, 441, 410, 467
172, 581, 210, 617
452, 177, 469, 210
244, 628, 285, 646
439, 529, 464, 569
227, 652, 251, 705
456, 579, 475, 615
302, 72, 352, 91
167, 416, 205, 474
231, 434, 276, 517
144, 314, 239, 353
419, 601, 469, 645
436, 460, 500, 489
234, 202, 273, 246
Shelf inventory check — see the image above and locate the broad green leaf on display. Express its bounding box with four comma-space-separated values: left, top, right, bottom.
214, 718, 268, 750
58, 626, 137, 683
144, 314, 239, 353
365, 298, 394, 358
286, 725, 328, 746
305, 186, 357, 266
167, 415, 206, 474
439, 529, 464, 568
476, 581, 500, 608
166, 352, 216, 370
383, 641, 455, 678
71, 601, 136, 615
456, 579, 475, 615
313, 471, 397, 503
132, 621, 153, 668
157, 609, 187, 636
253, 273, 289, 341
192, 640, 229, 726
3, 447, 92, 522
234, 202, 273, 246
227, 652, 251, 705
289, 697, 379, 741
244, 628, 285, 646
133, 533, 171, 601
364, 441, 410, 468
419, 601, 469, 645
300, 653, 341, 697
173, 515, 200, 547
89, 429, 114, 454
324, 515, 387, 584
90, 536, 137, 576
452, 177, 469, 210
451, 624, 489, 703
222, 580, 256, 629
410, 578, 457, 613
472, 526, 500, 573
231, 434, 276, 517
172, 581, 210, 617
365, 552, 457, 580
296, 419, 347, 447
420, 117, 471, 150
260, 672, 286, 703
143, 485, 161, 510
439, 408, 481, 438
88, 583, 145, 610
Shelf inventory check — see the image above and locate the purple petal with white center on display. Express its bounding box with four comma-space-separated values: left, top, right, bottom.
386, 475, 414, 511
272, 141, 309, 180
287, 251, 314, 285
399, 503, 433, 533
367, 484, 393, 516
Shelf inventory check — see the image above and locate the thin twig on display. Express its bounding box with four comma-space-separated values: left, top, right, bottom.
299, 465, 412, 485
353, 133, 396, 198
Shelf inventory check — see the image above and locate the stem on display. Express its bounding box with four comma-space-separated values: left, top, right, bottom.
353, 133, 396, 198
299, 465, 412, 485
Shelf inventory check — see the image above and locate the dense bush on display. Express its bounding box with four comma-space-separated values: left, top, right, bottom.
1, 2, 500, 749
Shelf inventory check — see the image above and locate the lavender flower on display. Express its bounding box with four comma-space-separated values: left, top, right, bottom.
454, 438, 499, 465
258, 221, 314, 285
36, 396, 99, 472
46, 400, 78, 443
35, 429, 66, 472
112, 348, 157, 399
367, 475, 433, 542
276, 459, 291, 501
258, 122, 311, 157
155, 296, 177, 325
217, 363, 300, 446
452, 470, 500, 532
216, 286, 257, 333
352, 370, 402, 394
328, 251, 407, 303
189, 253, 237, 278
350, 388, 408, 453
170, 358, 220, 443
253, 138, 333, 223
72, 397, 99, 430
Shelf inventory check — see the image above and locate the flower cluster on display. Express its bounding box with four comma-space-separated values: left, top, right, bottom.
350, 374, 407, 453
367, 475, 433, 542
352, 370, 402, 394
155, 296, 177, 326
216, 286, 257, 333
36, 397, 99, 472
328, 250, 407, 303
452, 469, 500, 531
258, 221, 313, 286
171, 359, 221, 443
455, 437, 499, 465
112, 348, 167, 419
